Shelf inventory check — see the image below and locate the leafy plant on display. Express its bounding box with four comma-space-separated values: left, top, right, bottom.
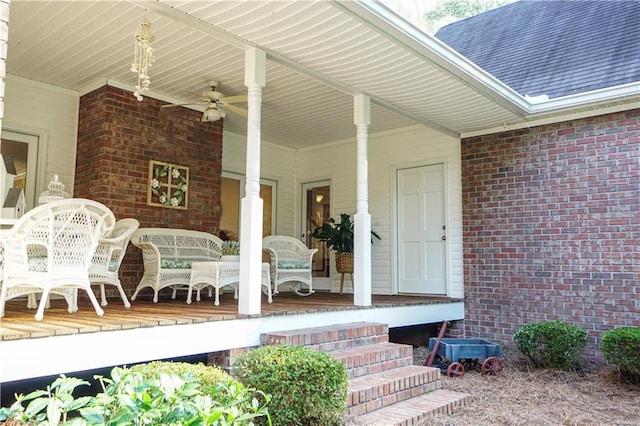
0, 363, 271, 426
128, 361, 236, 389
513, 321, 587, 370
221, 241, 240, 256
233, 345, 348, 426
311, 213, 380, 253
423, 0, 514, 33
600, 327, 640, 383
0, 375, 92, 426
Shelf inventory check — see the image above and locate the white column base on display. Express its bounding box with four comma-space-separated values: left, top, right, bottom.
353, 212, 372, 306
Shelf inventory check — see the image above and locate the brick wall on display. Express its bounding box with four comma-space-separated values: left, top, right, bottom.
75, 85, 223, 297
462, 108, 640, 360
207, 347, 257, 373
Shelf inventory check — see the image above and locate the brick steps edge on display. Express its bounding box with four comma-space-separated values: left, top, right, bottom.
329, 342, 414, 378
345, 389, 471, 426
347, 365, 442, 415
261, 322, 388, 350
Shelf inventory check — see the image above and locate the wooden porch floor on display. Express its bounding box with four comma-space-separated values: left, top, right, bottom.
0, 292, 455, 342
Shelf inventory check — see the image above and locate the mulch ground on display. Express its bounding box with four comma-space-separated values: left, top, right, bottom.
413, 346, 640, 426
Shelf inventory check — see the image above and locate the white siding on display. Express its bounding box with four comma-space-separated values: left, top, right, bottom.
3, 75, 79, 198
222, 131, 296, 236
1, 75, 463, 297
297, 125, 462, 296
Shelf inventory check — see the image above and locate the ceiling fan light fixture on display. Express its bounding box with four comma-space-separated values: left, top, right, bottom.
202, 105, 223, 122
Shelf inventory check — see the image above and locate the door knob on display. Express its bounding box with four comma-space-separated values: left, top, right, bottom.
441, 236, 446, 241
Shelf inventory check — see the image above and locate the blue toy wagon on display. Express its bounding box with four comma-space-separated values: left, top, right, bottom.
427, 337, 504, 377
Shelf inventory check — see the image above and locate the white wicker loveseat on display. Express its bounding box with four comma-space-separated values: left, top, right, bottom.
130, 228, 223, 303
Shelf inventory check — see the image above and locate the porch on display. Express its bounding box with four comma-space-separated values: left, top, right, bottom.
0, 292, 463, 383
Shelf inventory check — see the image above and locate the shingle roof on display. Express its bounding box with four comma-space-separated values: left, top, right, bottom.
435, 0, 640, 99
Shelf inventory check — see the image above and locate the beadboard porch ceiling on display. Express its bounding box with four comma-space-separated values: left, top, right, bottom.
6, 1, 629, 148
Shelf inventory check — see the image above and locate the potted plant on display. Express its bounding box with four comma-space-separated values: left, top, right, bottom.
311, 213, 380, 273
221, 240, 240, 262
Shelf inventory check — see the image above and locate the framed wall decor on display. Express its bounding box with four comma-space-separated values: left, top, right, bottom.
147, 160, 189, 210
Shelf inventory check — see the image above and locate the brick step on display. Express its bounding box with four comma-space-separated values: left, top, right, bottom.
346, 389, 471, 426
329, 342, 414, 378
347, 365, 442, 416
261, 321, 388, 351
259, 321, 472, 422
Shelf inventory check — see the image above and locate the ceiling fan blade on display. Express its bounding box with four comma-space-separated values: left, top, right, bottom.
223, 104, 248, 117
188, 90, 209, 100
220, 95, 247, 104
161, 102, 202, 108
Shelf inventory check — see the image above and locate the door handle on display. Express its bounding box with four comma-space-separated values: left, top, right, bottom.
441, 236, 446, 241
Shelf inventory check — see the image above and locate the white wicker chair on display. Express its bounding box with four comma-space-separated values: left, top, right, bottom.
262, 235, 318, 296
0, 198, 116, 320
0, 231, 36, 310
89, 218, 139, 307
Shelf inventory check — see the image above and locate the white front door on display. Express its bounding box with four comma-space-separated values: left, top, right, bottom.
397, 164, 447, 295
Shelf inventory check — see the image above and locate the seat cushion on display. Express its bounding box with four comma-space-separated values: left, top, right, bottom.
108, 260, 120, 272
28, 256, 48, 272
277, 261, 311, 269
160, 259, 192, 269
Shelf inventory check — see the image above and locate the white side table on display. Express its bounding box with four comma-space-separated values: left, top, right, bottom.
189, 261, 272, 306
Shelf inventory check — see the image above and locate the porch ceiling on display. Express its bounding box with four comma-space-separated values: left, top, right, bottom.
4, 1, 610, 148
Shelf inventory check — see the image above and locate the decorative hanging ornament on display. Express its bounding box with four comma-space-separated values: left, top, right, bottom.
131, 18, 155, 101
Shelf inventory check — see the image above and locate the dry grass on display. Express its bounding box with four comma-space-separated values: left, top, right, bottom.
414, 347, 640, 426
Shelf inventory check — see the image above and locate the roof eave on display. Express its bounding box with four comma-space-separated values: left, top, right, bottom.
526, 82, 640, 115
461, 83, 640, 138
337, 0, 530, 117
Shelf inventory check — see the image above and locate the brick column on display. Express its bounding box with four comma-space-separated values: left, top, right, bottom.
75, 85, 224, 296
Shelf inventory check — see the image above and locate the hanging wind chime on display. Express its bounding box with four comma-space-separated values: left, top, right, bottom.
131, 18, 155, 101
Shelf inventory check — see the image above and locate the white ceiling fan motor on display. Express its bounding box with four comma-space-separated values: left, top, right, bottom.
202, 80, 224, 101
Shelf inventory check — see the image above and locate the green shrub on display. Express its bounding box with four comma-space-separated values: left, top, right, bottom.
128, 361, 234, 389
513, 321, 587, 370
600, 327, 640, 383
233, 345, 348, 426
0, 363, 271, 426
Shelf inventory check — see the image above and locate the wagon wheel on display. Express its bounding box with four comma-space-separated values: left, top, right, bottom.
447, 362, 465, 377
481, 357, 504, 375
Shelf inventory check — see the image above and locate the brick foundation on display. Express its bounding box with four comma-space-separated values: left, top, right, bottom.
207, 347, 257, 373
462, 108, 640, 360
442, 320, 464, 339
74, 85, 224, 297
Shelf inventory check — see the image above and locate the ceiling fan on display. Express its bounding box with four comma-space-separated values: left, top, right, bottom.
161, 80, 248, 122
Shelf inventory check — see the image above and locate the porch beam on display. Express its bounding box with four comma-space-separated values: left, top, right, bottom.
353, 94, 372, 306
238, 48, 266, 316
131, 0, 458, 138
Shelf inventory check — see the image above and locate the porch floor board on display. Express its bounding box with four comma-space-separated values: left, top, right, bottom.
0, 292, 454, 342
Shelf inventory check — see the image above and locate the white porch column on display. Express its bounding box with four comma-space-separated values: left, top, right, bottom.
238, 48, 266, 315
353, 94, 372, 306
0, 0, 9, 134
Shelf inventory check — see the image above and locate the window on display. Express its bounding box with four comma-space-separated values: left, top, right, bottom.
0, 130, 40, 210
219, 172, 276, 240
